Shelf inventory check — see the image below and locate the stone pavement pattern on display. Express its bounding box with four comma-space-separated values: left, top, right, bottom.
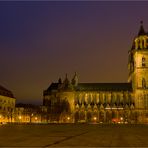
0, 124, 148, 147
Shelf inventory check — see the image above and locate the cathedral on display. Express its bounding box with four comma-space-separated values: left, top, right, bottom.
43, 22, 148, 124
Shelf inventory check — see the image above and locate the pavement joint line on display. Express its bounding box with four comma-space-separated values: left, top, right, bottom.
43, 131, 89, 148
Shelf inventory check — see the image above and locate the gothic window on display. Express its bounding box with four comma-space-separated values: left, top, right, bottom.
128, 94, 132, 105
116, 94, 120, 105
142, 57, 146, 67
96, 94, 99, 104
74, 95, 78, 105
74, 111, 79, 122
81, 94, 85, 103
107, 93, 111, 104
88, 94, 91, 104
135, 39, 139, 49
85, 93, 88, 103
111, 93, 116, 105
142, 78, 146, 89
79, 111, 85, 120
104, 94, 107, 104
87, 112, 92, 122
142, 39, 145, 48
99, 93, 103, 104
138, 39, 140, 49
123, 93, 126, 105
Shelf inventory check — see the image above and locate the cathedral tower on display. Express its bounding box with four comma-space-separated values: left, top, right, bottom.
128, 21, 148, 110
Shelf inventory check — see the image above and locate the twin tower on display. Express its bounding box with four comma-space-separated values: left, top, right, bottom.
128, 21, 148, 110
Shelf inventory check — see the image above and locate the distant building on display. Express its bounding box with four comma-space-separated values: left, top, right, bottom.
43, 22, 148, 124
14, 103, 47, 123
0, 85, 16, 122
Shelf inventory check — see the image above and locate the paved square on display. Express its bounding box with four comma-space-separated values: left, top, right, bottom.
0, 124, 148, 147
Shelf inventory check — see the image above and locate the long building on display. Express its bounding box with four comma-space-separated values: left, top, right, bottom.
43, 22, 148, 123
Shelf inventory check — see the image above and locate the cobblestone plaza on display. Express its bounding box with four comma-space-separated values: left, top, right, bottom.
0, 124, 148, 147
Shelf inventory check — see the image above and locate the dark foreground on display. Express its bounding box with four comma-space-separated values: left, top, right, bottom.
0, 124, 148, 147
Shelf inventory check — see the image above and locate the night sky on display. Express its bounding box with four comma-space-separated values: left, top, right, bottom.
1, 1, 148, 105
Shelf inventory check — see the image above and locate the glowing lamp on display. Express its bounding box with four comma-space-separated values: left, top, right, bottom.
94, 117, 97, 121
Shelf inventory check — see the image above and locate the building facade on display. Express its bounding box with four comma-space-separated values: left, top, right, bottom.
0, 85, 48, 123
14, 104, 48, 123
43, 22, 148, 123
0, 85, 16, 123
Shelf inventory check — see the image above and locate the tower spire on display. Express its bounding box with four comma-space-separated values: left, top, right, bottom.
138, 21, 146, 36
71, 72, 78, 87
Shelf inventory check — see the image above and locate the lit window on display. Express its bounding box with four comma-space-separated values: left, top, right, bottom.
142, 57, 146, 67
142, 78, 146, 88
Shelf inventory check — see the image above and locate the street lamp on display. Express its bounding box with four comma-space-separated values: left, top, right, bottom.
19, 116, 22, 123
30, 113, 34, 123
93, 117, 97, 121
35, 117, 38, 122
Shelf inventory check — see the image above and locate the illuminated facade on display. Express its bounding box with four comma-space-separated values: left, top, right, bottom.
0, 85, 16, 122
14, 104, 48, 123
128, 21, 148, 123
43, 22, 148, 123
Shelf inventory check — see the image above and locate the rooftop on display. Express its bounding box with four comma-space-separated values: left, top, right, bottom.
76, 83, 132, 91
0, 85, 14, 98
45, 82, 132, 92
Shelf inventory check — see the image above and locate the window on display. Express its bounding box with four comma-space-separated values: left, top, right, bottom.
142, 57, 146, 67
142, 78, 146, 88
142, 39, 145, 48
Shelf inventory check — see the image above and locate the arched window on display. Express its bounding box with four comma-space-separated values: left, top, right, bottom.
135, 39, 140, 49
142, 78, 146, 88
142, 39, 145, 48
142, 57, 146, 67
138, 39, 141, 49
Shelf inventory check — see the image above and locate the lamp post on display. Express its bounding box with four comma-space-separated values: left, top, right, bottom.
19, 116, 22, 123
30, 113, 33, 123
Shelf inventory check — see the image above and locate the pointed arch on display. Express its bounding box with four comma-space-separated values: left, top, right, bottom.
74, 111, 79, 123
142, 78, 146, 88
99, 110, 105, 123
79, 111, 85, 121
86, 111, 92, 122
